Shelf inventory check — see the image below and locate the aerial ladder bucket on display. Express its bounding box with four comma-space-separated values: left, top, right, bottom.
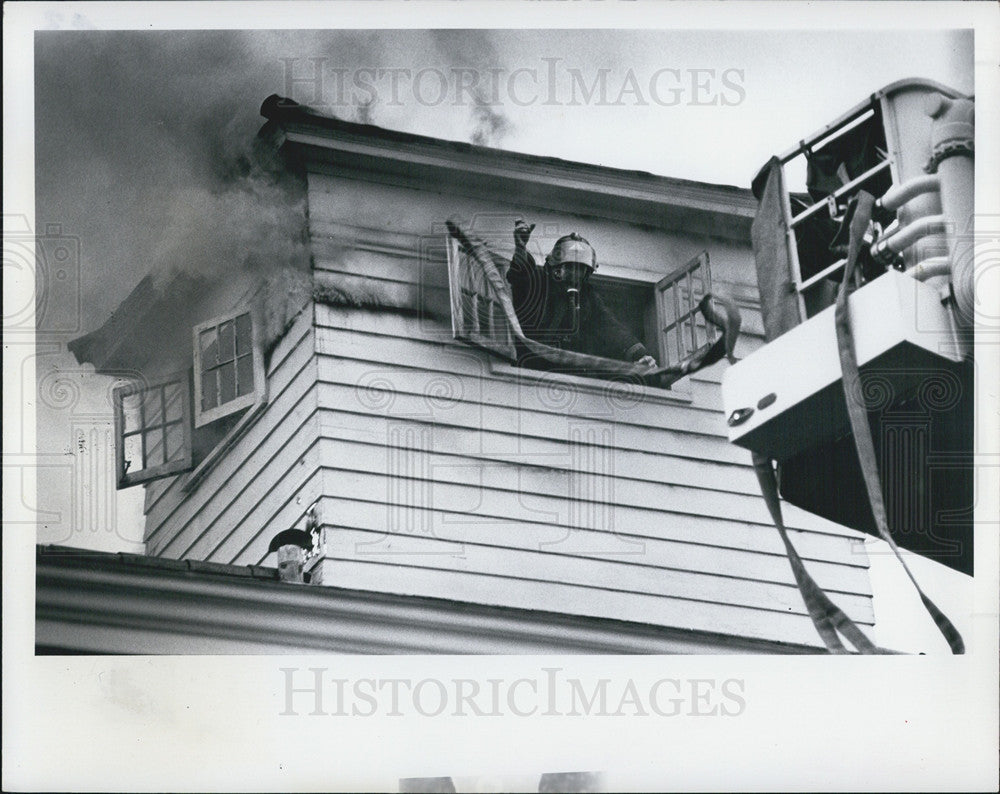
723, 79, 975, 578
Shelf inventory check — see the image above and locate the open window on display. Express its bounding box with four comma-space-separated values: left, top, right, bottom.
193, 309, 266, 427
114, 307, 268, 489
653, 251, 717, 369
446, 222, 723, 388
113, 371, 194, 488
446, 235, 518, 362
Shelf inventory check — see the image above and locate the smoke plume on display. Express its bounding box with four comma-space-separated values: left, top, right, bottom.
430, 30, 515, 147
470, 101, 513, 147
35, 30, 519, 336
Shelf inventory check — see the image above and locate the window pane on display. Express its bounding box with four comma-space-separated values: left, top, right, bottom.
144, 428, 164, 467
143, 387, 163, 427
236, 354, 254, 397
164, 422, 185, 462
199, 327, 219, 370
218, 361, 236, 405
218, 320, 235, 363
235, 313, 252, 355
163, 383, 183, 422
122, 392, 142, 433
123, 433, 144, 474
201, 370, 218, 411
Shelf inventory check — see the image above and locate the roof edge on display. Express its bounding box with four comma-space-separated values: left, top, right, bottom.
258, 94, 756, 218
36, 544, 827, 655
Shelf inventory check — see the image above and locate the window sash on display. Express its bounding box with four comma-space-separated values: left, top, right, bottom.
113, 371, 193, 489
654, 250, 716, 369
446, 236, 518, 362
193, 309, 265, 427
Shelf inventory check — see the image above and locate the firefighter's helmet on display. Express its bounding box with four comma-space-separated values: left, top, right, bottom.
545, 233, 598, 275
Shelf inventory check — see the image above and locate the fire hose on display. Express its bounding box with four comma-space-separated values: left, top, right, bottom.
446, 218, 741, 386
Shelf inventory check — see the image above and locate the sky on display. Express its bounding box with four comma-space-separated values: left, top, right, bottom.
26, 22, 981, 653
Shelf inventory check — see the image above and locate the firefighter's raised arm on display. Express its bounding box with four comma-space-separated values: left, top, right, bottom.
509, 218, 540, 293
513, 218, 535, 250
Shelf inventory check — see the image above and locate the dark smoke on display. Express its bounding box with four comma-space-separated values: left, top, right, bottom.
430, 29, 515, 147
35, 31, 375, 332
470, 101, 513, 147
35, 30, 519, 335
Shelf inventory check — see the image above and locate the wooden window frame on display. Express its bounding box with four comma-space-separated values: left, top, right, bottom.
446, 232, 714, 389
192, 308, 266, 428
446, 235, 518, 362
113, 371, 194, 489
654, 250, 716, 370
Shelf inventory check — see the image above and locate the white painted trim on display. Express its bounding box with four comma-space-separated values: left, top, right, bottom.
112, 370, 194, 489
181, 394, 269, 494
284, 130, 757, 220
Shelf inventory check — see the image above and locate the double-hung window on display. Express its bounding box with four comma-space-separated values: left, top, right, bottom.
446, 229, 715, 385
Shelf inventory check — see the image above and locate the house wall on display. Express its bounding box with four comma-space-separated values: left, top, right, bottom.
138, 159, 872, 650
142, 305, 321, 561
300, 169, 873, 649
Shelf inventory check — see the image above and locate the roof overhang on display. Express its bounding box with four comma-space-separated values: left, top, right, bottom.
36, 545, 819, 655
259, 95, 756, 243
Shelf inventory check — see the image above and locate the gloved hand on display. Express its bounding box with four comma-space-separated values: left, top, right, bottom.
635, 354, 658, 368
514, 218, 535, 248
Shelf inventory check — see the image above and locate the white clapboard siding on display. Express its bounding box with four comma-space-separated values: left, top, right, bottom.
309, 462, 873, 615
143, 311, 320, 559
135, 166, 874, 648
305, 477, 870, 596
315, 326, 738, 444
305, 295, 874, 645
312, 404, 848, 536
311, 491, 864, 567
311, 435, 869, 574
315, 526, 872, 619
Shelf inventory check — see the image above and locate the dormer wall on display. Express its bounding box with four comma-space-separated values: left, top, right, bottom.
86, 104, 873, 651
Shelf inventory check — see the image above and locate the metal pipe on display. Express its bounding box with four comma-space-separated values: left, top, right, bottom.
872, 214, 949, 257
925, 93, 975, 327
877, 175, 940, 212
908, 256, 952, 281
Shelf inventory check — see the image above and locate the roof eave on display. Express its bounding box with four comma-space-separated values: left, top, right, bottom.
260, 95, 756, 241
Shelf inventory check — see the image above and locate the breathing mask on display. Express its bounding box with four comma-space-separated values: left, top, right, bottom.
545, 234, 598, 311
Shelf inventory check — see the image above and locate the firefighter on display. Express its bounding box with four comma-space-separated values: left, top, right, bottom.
508, 218, 658, 369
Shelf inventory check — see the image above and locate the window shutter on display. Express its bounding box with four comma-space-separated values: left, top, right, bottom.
446, 235, 518, 362
113, 371, 194, 489
655, 250, 717, 369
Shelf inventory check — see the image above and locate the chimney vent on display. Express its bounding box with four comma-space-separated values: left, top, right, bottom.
267, 528, 314, 584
